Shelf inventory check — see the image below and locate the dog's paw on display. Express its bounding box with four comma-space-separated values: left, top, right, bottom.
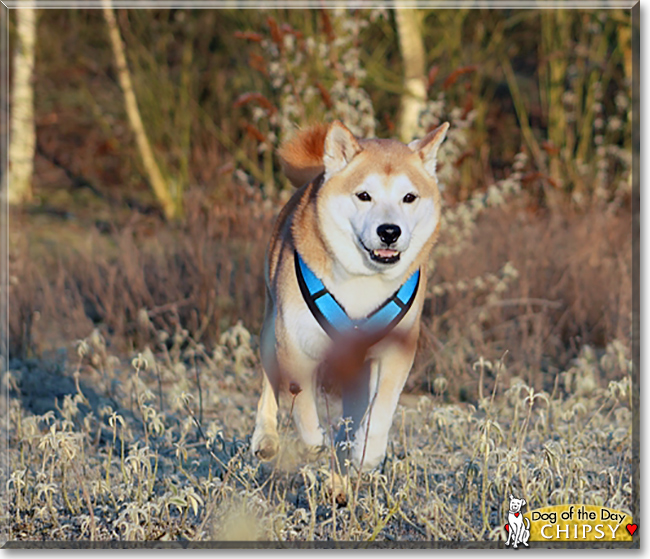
325, 472, 349, 507
252, 433, 279, 461
302, 444, 326, 462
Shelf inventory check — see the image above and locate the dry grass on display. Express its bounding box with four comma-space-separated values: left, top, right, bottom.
8, 187, 274, 357
3, 315, 633, 541
4, 191, 633, 542
9, 190, 632, 391
412, 202, 632, 399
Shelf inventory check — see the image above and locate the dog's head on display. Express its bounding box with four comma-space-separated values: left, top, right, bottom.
280, 121, 449, 279
508, 494, 527, 512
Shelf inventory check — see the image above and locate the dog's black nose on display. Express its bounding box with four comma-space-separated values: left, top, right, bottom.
377, 224, 401, 245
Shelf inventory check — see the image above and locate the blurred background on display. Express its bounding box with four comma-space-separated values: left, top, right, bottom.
6, 7, 633, 399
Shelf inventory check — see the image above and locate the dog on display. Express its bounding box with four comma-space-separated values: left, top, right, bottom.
505, 495, 530, 548
251, 120, 449, 485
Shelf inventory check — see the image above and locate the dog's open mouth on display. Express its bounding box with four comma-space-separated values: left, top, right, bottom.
369, 248, 401, 264
359, 239, 401, 264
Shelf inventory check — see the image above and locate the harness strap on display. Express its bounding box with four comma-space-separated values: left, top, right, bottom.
294, 250, 420, 340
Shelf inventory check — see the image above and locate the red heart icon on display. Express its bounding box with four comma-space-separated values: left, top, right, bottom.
626, 524, 637, 536
515, 512, 520, 517
505, 524, 509, 532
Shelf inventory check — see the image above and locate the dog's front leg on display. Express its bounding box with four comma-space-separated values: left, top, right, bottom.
350, 333, 417, 470
324, 359, 374, 507
336, 360, 373, 473
289, 355, 324, 452
512, 524, 522, 548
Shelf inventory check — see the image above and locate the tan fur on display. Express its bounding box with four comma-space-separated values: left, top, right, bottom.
253, 120, 449, 500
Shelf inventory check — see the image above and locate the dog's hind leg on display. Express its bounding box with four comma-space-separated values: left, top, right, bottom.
522, 519, 530, 546
251, 372, 280, 460
252, 303, 282, 461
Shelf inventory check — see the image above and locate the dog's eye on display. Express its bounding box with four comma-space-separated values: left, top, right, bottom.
356, 191, 372, 202
403, 193, 418, 203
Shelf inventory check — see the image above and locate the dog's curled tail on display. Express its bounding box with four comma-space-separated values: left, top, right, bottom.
524, 517, 530, 529
277, 123, 329, 188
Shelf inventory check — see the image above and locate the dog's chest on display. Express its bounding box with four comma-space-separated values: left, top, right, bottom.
325, 274, 401, 319
282, 274, 409, 360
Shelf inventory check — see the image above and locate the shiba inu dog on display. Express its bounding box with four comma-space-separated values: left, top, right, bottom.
251, 120, 449, 481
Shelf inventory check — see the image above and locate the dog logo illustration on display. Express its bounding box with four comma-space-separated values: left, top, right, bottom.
505, 494, 530, 548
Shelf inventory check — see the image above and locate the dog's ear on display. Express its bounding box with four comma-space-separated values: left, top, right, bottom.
323, 121, 362, 179
509, 494, 514, 500
409, 122, 450, 179
522, 499, 526, 506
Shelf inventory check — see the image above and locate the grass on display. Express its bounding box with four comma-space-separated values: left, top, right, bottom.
3, 320, 633, 542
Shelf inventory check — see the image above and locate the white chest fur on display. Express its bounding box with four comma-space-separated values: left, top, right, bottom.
323, 273, 403, 319
280, 299, 330, 360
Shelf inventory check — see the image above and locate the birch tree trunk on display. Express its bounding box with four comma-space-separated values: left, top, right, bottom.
8, 8, 36, 206
102, 1, 178, 220
394, 6, 427, 143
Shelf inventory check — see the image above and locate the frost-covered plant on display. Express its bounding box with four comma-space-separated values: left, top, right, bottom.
234, 12, 375, 153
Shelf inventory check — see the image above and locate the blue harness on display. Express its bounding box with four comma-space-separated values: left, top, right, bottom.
294, 251, 420, 340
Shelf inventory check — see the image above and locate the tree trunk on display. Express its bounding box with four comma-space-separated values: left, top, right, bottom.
394, 6, 427, 143
102, 0, 178, 220
8, 8, 36, 206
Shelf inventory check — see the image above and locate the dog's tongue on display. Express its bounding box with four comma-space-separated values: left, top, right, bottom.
374, 249, 399, 258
